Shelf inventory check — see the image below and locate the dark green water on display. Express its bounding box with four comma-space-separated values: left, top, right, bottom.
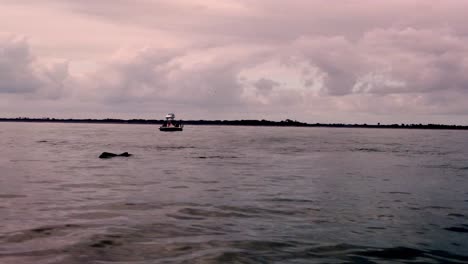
1, 123, 467, 263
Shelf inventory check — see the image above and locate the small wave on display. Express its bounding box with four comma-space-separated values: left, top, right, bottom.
3, 224, 468, 264
0, 194, 27, 198
448, 213, 465, 218
386, 191, 411, 195
423, 164, 457, 169
34, 139, 69, 144
177, 208, 252, 218
198, 180, 219, 184
196, 155, 239, 159
2, 224, 82, 243
216, 205, 309, 217
226, 240, 296, 251
366, 226, 386, 230
377, 214, 394, 219
356, 246, 424, 259
147, 145, 196, 151
354, 246, 468, 262
169, 185, 189, 189
89, 239, 119, 248
59, 183, 110, 189
275, 146, 307, 154
407, 205, 453, 211
444, 226, 468, 233
166, 214, 205, 220
263, 197, 317, 204
67, 211, 121, 220
425, 205, 452, 210
351, 147, 384, 152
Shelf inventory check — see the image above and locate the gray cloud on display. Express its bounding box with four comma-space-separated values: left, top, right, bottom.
29, 0, 468, 43
2, 1, 468, 123
281, 27, 468, 98
253, 78, 279, 96
76, 46, 267, 108
0, 35, 70, 99
0, 36, 41, 93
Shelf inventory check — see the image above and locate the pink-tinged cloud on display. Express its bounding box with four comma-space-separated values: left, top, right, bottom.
1, 1, 468, 124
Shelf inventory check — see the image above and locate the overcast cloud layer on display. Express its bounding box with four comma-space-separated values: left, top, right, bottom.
1, 0, 468, 124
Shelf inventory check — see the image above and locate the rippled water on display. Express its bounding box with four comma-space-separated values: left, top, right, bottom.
1, 122, 467, 263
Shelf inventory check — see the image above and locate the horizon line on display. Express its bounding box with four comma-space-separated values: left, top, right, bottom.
1, 117, 468, 130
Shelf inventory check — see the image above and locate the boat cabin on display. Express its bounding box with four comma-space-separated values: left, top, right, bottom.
159, 113, 183, 131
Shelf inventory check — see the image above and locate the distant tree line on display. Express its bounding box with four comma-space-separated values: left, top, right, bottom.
1, 117, 467, 130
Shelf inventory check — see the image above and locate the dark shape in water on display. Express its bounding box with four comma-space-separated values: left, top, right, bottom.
444, 226, 468, 233
90, 239, 118, 248
99, 152, 132, 159
357, 247, 424, 259
32, 227, 54, 233
159, 126, 183, 132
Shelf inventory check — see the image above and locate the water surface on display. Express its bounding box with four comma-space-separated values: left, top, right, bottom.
0, 123, 467, 263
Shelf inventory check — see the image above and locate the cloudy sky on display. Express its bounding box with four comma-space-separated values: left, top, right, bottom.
1, 0, 468, 124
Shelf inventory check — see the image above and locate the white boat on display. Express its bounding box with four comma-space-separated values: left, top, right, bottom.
159, 113, 184, 132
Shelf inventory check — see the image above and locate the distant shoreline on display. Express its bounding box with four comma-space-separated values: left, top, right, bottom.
1, 118, 468, 130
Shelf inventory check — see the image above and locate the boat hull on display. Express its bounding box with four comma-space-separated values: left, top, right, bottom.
159, 127, 183, 132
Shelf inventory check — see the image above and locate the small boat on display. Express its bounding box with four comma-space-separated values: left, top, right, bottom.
159, 113, 184, 132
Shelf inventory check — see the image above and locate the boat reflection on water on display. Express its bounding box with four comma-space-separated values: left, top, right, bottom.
159, 113, 184, 132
